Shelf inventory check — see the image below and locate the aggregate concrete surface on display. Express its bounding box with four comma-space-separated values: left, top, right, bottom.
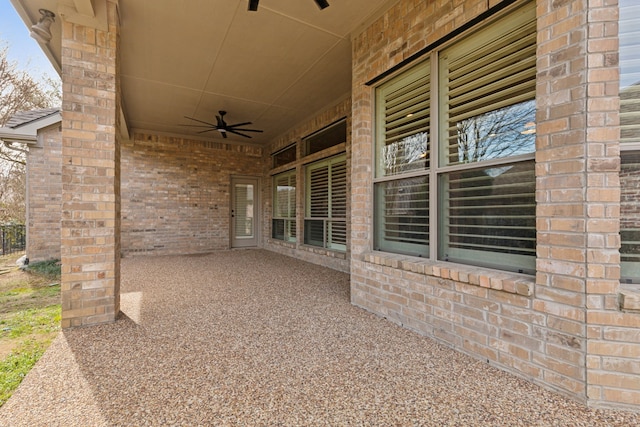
1, 250, 638, 426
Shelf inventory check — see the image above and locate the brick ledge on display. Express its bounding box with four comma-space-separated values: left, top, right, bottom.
361, 251, 534, 296
619, 285, 640, 311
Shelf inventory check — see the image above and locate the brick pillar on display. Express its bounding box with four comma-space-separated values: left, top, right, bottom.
583, 1, 640, 410
60, 0, 121, 328
535, 0, 590, 401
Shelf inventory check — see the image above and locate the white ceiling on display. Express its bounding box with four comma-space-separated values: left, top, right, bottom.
13, 0, 396, 145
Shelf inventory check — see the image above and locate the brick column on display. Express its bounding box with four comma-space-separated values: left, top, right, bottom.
60, 0, 121, 328
583, 0, 640, 410
535, 0, 591, 401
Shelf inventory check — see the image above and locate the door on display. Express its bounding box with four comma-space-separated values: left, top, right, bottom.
231, 177, 259, 248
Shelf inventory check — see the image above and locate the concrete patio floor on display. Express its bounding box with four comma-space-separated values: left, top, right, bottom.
1, 250, 638, 426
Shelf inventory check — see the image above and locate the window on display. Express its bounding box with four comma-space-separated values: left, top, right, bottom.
374, 2, 536, 274
273, 144, 296, 168
304, 119, 347, 156
305, 155, 347, 251
620, 0, 640, 145
621, 153, 640, 283
619, 0, 640, 282
374, 60, 430, 256
272, 170, 296, 242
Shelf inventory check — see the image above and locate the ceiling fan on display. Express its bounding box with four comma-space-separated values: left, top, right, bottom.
248, 0, 329, 11
182, 111, 264, 139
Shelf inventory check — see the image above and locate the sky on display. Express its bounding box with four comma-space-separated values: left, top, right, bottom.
0, 1, 59, 81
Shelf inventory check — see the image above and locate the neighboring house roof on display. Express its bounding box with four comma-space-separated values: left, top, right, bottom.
4, 108, 60, 128
0, 108, 61, 145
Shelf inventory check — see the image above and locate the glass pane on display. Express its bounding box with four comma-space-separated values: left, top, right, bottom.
443, 100, 536, 165
272, 219, 284, 240
234, 183, 254, 239
305, 120, 347, 156
620, 0, 640, 144
273, 145, 296, 168
376, 60, 430, 177
439, 160, 536, 273
305, 219, 325, 247
374, 176, 429, 257
439, 2, 536, 166
274, 171, 296, 219
621, 152, 640, 283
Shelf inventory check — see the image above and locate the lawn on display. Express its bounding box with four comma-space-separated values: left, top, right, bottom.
0, 253, 61, 407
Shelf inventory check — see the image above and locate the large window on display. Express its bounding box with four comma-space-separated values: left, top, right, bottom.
620, 0, 640, 282
374, 2, 536, 273
305, 155, 347, 251
272, 170, 296, 242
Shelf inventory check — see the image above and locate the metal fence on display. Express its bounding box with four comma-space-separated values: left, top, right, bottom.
1, 224, 26, 256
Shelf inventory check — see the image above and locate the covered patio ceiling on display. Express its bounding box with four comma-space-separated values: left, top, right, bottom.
11, 0, 395, 145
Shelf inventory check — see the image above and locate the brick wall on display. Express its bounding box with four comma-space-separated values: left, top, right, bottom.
26, 124, 62, 262
350, 0, 639, 411
121, 132, 265, 256
263, 97, 351, 272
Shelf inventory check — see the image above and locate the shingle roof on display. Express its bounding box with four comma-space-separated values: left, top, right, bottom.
5, 108, 61, 129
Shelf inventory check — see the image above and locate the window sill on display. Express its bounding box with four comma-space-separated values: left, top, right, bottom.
267, 239, 296, 249
300, 244, 347, 259
619, 285, 640, 312
362, 251, 534, 297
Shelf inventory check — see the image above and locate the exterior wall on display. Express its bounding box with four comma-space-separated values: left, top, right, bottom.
263, 98, 351, 273
350, 0, 639, 411
26, 124, 62, 262
120, 133, 265, 256
60, 0, 121, 328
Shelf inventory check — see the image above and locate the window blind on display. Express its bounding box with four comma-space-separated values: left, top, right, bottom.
440, 5, 536, 165
273, 171, 296, 242
440, 161, 536, 272
305, 155, 347, 250
376, 61, 430, 177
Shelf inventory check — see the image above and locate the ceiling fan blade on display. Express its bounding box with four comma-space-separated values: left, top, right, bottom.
226, 129, 253, 138
314, 0, 329, 9
231, 128, 263, 133
248, 0, 259, 11
180, 124, 217, 128
196, 128, 219, 134
184, 116, 217, 127
227, 121, 252, 128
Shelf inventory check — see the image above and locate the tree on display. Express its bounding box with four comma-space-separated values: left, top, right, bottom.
0, 42, 61, 223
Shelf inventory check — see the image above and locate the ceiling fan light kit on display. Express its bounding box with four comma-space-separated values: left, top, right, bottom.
248, 0, 329, 11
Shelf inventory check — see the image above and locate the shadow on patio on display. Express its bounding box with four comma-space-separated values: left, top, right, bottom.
1, 250, 637, 426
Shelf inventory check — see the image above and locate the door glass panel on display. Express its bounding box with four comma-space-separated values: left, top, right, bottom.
234, 183, 254, 239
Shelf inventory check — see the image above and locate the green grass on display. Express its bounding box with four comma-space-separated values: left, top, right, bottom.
0, 256, 61, 408
0, 340, 49, 407
25, 259, 61, 279
0, 305, 61, 339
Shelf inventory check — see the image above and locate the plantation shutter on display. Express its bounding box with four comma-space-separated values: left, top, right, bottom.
439, 4, 536, 165
376, 60, 430, 177
330, 158, 347, 246
275, 172, 295, 218
620, 0, 640, 144
438, 2, 537, 273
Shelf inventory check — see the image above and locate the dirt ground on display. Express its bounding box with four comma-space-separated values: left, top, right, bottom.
0, 253, 60, 359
